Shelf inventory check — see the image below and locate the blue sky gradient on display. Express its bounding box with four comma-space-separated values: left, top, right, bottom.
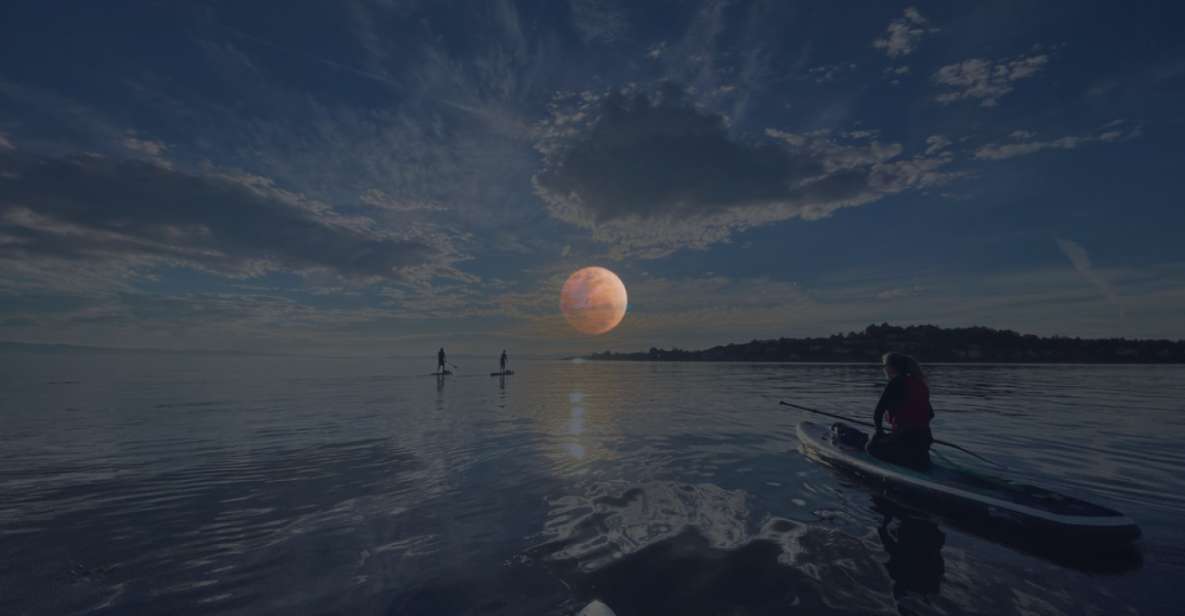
2, 1, 1183, 354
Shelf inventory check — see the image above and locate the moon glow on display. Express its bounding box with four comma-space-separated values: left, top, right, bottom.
560, 267, 628, 335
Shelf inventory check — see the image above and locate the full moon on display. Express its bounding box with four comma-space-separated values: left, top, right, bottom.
560, 267, 628, 335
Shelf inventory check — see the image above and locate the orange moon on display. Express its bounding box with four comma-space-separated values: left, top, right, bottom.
560, 267, 628, 335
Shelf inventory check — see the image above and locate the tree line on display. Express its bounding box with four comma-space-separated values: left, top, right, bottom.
586, 324, 1185, 363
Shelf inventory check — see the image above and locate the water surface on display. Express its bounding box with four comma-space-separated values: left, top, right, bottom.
1, 354, 1182, 614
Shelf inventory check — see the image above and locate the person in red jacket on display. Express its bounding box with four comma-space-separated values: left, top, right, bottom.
869, 352, 935, 469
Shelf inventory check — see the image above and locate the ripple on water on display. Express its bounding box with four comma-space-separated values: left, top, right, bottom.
0, 356, 1180, 615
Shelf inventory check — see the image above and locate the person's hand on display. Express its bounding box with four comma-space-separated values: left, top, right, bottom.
866, 430, 882, 453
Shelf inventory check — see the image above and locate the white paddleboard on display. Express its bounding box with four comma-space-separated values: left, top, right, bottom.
577, 599, 616, 616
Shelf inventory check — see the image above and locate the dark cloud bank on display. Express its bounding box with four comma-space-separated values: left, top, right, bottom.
0, 152, 447, 280
534, 86, 952, 256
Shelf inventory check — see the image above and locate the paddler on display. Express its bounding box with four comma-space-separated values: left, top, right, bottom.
499, 349, 508, 373
869, 352, 934, 469
437, 347, 448, 374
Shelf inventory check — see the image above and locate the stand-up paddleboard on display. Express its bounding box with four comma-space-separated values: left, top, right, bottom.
797, 421, 1140, 542
577, 600, 615, 616
428, 370, 452, 376
490, 370, 515, 377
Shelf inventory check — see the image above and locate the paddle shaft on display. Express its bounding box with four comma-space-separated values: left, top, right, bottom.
778, 401, 1005, 468
779, 401, 875, 429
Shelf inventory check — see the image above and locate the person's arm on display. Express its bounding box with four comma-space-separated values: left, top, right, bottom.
874, 377, 904, 432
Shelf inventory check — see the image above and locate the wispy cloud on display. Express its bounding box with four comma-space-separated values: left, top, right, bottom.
933, 53, 1049, 107
873, 7, 933, 58
2, 0, 1179, 351
808, 63, 858, 84
1055, 238, 1124, 320
974, 122, 1140, 160
924, 135, 951, 156
0, 150, 465, 285
359, 189, 446, 212
533, 85, 960, 258
568, 0, 630, 44
882, 64, 911, 86
121, 135, 167, 157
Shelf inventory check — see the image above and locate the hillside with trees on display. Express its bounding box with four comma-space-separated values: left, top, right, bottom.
586, 324, 1185, 363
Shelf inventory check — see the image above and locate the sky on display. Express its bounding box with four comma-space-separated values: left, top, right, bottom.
1, 1, 1184, 356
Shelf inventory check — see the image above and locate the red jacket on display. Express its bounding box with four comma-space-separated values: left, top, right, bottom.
876, 374, 932, 431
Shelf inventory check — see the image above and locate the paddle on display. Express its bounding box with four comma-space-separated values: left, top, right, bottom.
780, 401, 876, 429
449, 362, 460, 372
779, 401, 1006, 469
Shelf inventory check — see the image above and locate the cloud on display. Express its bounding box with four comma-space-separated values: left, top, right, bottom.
359, 189, 445, 212
873, 7, 932, 58
121, 135, 167, 157
0, 288, 402, 352
808, 63, 857, 84
882, 65, 911, 85
875, 285, 925, 301
90, 3, 556, 251
924, 135, 951, 156
975, 136, 1082, 160
625, 275, 813, 329
0, 151, 462, 284
639, 0, 778, 129
568, 0, 630, 44
933, 53, 1048, 107
974, 122, 1140, 160
533, 86, 959, 257
0, 132, 12, 151
1055, 238, 1124, 319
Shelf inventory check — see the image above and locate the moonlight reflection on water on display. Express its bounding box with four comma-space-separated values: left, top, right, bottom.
0, 356, 1178, 615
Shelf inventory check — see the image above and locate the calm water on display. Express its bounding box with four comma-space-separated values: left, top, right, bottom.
1, 354, 1183, 615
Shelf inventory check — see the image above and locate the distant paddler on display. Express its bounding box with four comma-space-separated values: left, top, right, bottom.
491, 349, 514, 377
437, 347, 448, 375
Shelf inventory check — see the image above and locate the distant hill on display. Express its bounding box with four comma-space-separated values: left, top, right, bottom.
586, 324, 1185, 364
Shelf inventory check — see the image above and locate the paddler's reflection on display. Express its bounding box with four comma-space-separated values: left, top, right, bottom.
873, 497, 944, 604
